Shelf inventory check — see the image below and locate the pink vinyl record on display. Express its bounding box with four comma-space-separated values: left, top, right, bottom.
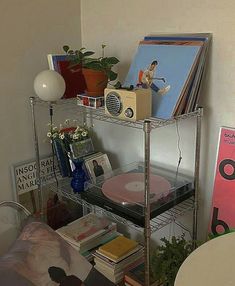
102, 173, 171, 204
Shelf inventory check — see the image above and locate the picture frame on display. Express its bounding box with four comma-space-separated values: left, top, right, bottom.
70, 138, 95, 159
47, 54, 86, 98
84, 153, 112, 183
77, 94, 104, 109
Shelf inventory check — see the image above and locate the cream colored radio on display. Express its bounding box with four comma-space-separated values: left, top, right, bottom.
104, 88, 152, 121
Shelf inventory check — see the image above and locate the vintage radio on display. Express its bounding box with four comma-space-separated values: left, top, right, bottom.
104, 88, 152, 121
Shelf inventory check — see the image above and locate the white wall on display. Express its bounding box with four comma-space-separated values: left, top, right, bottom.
0, 0, 82, 201
81, 0, 235, 239
1, 0, 234, 241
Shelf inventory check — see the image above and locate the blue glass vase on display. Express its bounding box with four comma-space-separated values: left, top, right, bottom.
70, 159, 86, 193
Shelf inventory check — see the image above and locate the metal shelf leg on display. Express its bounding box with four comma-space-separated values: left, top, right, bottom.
144, 120, 151, 286
192, 107, 203, 244
29, 97, 44, 218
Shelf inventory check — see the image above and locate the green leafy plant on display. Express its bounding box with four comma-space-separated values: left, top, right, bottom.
63, 44, 120, 87
150, 235, 199, 286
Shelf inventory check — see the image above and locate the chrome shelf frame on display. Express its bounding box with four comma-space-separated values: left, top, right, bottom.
46, 178, 194, 234
30, 96, 202, 286
32, 97, 201, 130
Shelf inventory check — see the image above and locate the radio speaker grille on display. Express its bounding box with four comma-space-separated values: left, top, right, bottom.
105, 91, 122, 116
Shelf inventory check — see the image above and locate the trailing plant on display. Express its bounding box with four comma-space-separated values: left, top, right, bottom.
63, 44, 121, 87
150, 234, 199, 286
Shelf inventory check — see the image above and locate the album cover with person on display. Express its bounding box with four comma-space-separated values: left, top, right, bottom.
124, 38, 203, 119
85, 153, 112, 183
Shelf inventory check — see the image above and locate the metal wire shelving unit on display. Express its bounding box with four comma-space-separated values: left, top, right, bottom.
46, 177, 194, 234
32, 97, 200, 130
30, 96, 202, 286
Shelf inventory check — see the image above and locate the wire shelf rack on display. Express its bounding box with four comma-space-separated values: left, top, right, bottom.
31, 97, 201, 130
46, 177, 194, 234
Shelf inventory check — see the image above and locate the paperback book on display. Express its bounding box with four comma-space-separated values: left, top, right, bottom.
93, 238, 144, 284
124, 263, 159, 286
97, 236, 138, 261
56, 213, 112, 245
93, 245, 144, 268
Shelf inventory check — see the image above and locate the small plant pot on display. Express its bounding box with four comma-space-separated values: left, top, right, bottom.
82, 68, 108, 97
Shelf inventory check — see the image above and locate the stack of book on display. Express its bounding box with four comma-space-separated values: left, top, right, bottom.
124, 263, 158, 286
124, 33, 212, 119
56, 213, 118, 261
93, 236, 144, 284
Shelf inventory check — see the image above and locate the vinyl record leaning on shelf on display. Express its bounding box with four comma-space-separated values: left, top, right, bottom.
102, 173, 171, 205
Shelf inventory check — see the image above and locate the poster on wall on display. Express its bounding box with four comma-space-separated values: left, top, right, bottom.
208, 127, 235, 238
11, 155, 61, 214
11, 155, 83, 228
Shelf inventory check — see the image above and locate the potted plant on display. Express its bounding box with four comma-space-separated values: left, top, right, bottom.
150, 235, 199, 286
63, 44, 120, 96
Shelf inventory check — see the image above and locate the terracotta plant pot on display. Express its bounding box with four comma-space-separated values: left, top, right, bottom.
82, 68, 108, 97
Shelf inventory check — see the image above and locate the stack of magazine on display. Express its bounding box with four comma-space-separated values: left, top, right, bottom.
93, 236, 144, 284
56, 213, 118, 261
124, 33, 212, 119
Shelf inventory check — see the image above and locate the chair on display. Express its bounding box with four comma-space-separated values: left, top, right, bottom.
0, 201, 31, 255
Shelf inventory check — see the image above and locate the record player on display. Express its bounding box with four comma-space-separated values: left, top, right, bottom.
81, 162, 194, 227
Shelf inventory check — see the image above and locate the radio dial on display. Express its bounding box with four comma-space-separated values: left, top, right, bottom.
124, 108, 134, 118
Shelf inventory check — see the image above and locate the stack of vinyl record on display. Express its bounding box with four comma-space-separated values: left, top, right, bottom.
124, 33, 212, 119
93, 236, 144, 284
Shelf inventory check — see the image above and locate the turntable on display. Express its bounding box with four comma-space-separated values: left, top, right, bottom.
81, 162, 194, 227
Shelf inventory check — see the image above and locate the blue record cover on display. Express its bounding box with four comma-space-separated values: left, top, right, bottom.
124, 41, 202, 119
144, 35, 210, 41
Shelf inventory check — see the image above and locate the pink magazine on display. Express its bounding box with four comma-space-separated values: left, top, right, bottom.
57, 213, 111, 244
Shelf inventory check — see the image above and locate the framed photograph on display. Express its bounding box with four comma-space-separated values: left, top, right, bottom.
77, 94, 104, 109
84, 153, 112, 183
70, 138, 94, 159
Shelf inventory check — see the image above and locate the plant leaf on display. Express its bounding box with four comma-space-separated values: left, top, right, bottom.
85, 61, 102, 70
83, 51, 95, 57
113, 81, 122, 89
106, 70, 117, 81
63, 45, 70, 53
105, 57, 119, 65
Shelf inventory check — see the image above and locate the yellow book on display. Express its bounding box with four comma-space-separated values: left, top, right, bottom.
98, 236, 138, 261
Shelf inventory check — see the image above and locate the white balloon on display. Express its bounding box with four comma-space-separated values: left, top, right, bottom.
34, 70, 66, 101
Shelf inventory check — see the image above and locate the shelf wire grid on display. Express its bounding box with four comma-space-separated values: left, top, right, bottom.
32, 97, 201, 130
46, 178, 194, 233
